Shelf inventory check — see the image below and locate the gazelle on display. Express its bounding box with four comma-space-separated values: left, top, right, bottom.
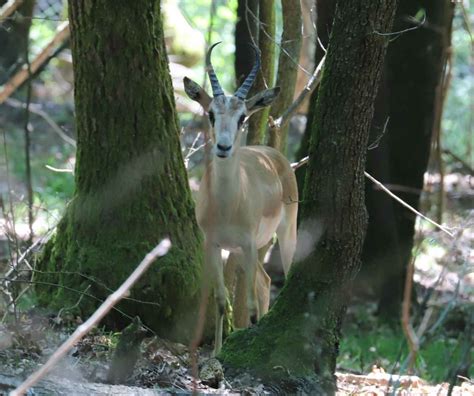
184, 43, 298, 355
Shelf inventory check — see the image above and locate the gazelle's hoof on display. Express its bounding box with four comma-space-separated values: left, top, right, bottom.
200, 357, 224, 389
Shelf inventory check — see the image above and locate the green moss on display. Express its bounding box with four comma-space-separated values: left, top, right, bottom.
35, 0, 203, 344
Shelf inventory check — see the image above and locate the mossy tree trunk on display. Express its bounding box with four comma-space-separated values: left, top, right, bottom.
36, 0, 202, 343
268, 0, 302, 152
220, 0, 397, 393
0, 0, 35, 84
357, 0, 455, 319
246, 0, 275, 145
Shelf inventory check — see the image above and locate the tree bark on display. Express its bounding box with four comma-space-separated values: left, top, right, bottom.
220, 0, 397, 393
246, 0, 275, 145
268, 0, 302, 152
357, 0, 455, 319
0, 0, 35, 84
36, 0, 202, 343
294, 0, 335, 202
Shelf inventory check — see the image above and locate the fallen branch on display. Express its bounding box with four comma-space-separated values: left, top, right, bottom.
0, 21, 70, 104
291, 156, 455, 237
10, 239, 171, 396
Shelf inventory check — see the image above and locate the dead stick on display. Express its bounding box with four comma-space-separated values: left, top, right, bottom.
401, 253, 418, 372
291, 156, 455, 237
10, 239, 171, 396
0, 21, 70, 105
0, 0, 23, 22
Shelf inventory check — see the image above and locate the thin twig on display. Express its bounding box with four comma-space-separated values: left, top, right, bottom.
368, 117, 390, 150
245, 2, 312, 77
373, 13, 426, 37
23, 30, 34, 245
364, 171, 455, 237
401, 248, 420, 372
276, 54, 325, 128
1, 129, 20, 258
10, 239, 171, 396
291, 156, 455, 237
6, 98, 76, 147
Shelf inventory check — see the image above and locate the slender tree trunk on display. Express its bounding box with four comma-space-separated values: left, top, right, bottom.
267, 0, 302, 152
357, 0, 455, 318
246, 0, 275, 145
0, 0, 35, 84
234, 0, 259, 88
220, 1, 397, 393
36, 0, 202, 343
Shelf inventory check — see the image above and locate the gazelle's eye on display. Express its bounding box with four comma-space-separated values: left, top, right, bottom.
238, 114, 246, 128
208, 111, 215, 126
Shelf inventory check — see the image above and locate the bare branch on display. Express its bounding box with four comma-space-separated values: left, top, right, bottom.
373, 12, 426, 37
364, 172, 455, 237
0, 0, 23, 23
275, 54, 325, 129
10, 239, 171, 396
6, 98, 77, 147
291, 156, 455, 237
0, 22, 70, 104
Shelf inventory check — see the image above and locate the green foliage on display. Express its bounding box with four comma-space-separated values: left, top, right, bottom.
29, 20, 58, 56
442, 5, 473, 168
339, 307, 472, 383
1, 114, 75, 233
178, 0, 237, 91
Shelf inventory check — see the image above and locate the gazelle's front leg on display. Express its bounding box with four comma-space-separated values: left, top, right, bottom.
205, 241, 225, 355
242, 240, 259, 324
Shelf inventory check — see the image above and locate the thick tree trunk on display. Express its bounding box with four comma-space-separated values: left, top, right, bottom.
268, 0, 302, 152
220, 0, 397, 393
0, 0, 35, 84
357, 0, 455, 318
36, 0, 202, 343
246, 0, 275, 145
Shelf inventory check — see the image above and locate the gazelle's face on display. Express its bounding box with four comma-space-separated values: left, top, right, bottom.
183, 77, 280, 159
183, 42, 279, 159
207, 95, 247, 159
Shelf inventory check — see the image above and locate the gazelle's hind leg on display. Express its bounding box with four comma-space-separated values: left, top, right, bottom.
276, 204, 298, 275
231, 247, 271, 328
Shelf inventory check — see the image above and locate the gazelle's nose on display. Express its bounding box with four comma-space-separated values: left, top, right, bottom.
217, 144, 232, 152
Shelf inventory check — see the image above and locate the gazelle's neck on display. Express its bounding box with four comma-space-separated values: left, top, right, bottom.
211, 149, 241, 184
209, 148, 242, 208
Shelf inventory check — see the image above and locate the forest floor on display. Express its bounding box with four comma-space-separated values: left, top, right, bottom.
0, 314, 473, 395
0, 170, 472, 394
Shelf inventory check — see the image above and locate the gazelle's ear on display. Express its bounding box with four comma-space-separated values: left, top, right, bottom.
245, 87, 280, 115
183, 77, 212, 110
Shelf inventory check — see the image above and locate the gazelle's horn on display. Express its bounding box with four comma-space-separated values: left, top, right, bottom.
234, 44, 260, 100
206, 42, 224, 97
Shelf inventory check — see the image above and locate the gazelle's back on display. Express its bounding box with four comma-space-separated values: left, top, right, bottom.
241, 145, 298, 206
